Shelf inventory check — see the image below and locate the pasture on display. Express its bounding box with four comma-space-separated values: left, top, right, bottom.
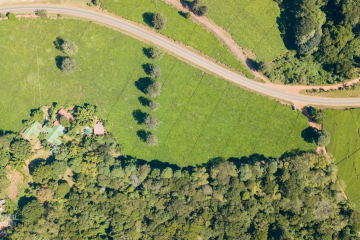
201, 0, 288, 62
100, 0, 254, 78
323, 109, 360, 208
0, 18, 315, 166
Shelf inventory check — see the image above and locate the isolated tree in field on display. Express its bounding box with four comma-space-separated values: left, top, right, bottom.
60, 116, 71, 127
146, 134, 158, 146
258, 61, 269, 73
146, 80, 162, 97
150, 65, 161, 78
185, 12, 191, 19
152, 13, 167, 29
8, 13, 17, 21
61, 40, 78, 55
316, 130, 331, 147
10, 140, 31, 160
145, 115, 161, 130
149, 101, 160, 111
190, 0, 209, 16
149, 48, 163, 60
61, 57, 77, 73
308, 107, 323, 124
35, 9, 47, 18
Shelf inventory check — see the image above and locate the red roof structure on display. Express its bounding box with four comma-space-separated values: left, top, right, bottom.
94, 122, 105, 135
58, 109, 74, 121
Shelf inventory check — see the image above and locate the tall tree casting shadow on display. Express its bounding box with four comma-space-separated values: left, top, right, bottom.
142, 12, 154, 27
132, 109, 148, 124
53, 36, 64, 50
301, 127, 318, 143
135, 77, 153, 94
55, 56, 65, 70
137, 129, 150, 142
138, 96, 150, 107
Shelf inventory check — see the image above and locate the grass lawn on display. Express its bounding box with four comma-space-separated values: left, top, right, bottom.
323, 109, 360, 208
0, 18, 315, 166
100, 0, 254, 78
201, 0, 288, 62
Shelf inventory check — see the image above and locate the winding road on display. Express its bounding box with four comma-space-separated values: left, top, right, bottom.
1, 4, 360, 106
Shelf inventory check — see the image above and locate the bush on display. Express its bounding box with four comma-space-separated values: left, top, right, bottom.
149, 65, 161, 78
149, 48, 163, 60
190, 0, 209, 16
61, 58, 77, 73
146, 134, 158, 146
185, 12, 191, 19
8, 13, 17, 21
308, 107, 324, 124
145, 116, 161, 130
258, 61, 269, 73
152, 13, 167, 29
35, 9, 47, 18
92, 0, 100, 6
316, 130, 331, 147
149, 101, 160, 111
146, 80, 162, 97
61, 40, 78, 55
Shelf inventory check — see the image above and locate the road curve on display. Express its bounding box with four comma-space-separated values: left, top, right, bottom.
1, 4, 360, 106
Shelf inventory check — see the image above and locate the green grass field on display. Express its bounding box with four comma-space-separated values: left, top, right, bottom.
100, 0, 254, 78
201, 0, 288, 62
323, 109, 360, 208
0, 18, 315, 166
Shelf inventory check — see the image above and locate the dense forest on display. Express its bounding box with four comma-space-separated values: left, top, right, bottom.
266, 0, 360, 85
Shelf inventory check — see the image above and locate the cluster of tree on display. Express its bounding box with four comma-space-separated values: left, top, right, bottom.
188, 0, 209, 16
306, 82, 360, 94
53, 36, 78, 73
268, 0, 360, 85
5, 143, 360, 239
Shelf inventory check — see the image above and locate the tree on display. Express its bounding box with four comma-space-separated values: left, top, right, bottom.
146, 80, 162, 97
37, 187, 54, 202
161, 167, 173, 178
146, 134, 158, 146
92, 0, 100, 6
317, 130, 331, 147
21, 200, 45, 224
258, 61, 269, 73
149, 65, 162, 78
10, 140, 31, 160
0, 136, 10, 149
32, 164, 54, 184
8, 13, 17, 21
152, 13, 167, 29
202, 185, 213, 195
149, 101, 160, 111
68, 157, 82, 173
60, 116, 71, 127
149, 48, 163, 60
61, 57, 77, 73
185, 12, 191, 19
35, 9, 47, 18
54, 182, 70, 199
308, 107, 323, 124
190, 0, 209, 16
51, 160, 67, 176
145, 116, 161, 130
61, 40, 78, 55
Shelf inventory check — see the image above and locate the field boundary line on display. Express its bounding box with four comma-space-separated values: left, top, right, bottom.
153, 74, 206, 162
225, 0, 256, 30
219, 93, 253, 157
252, 22, 277, 52
186, 82, 230, 161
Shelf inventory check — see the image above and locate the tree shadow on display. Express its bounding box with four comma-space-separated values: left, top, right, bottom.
276, 3, 295, 50
138, 96, 150, 107
178, 11, 187, 18
18, 196, 37, 210
246, 58, 258, 71
142, 12, 154, 27
180, 0, 191, 8
28, 158, 46, 175
132, 109, 148, 124
143, 47, 152, 58
55, 56, 65, 70
53, 36, 64, 50
301, 127, 318, 143
136, 129, 150, 142
142, 63, 153, 75
135, 77, 153, 94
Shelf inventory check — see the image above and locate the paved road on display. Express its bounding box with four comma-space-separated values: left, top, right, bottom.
1, 4, 360, 106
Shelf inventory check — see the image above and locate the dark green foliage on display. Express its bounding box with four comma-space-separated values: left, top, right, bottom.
51, 160, 68, 176
61, 57, 77, 73
21, 200, 44, 224
316, 130, 331, 147
8, 13, 17, 21
308, 107, 323, 124
31, 109, 44, 123
190, 0, 209, 16
92, 0, 100, 6
152, 12, 167, 29
35, 9, 47, 19
68, 157, 82, 173
10, 140, 31, 160
185, 12, 191, 19
32, 164, 53, 184
54, 182, 70, 199
60, 116, 71, 127
74, 104, 96, 126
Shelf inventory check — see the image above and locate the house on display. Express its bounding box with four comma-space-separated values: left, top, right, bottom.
43, 124, 65, 145
58, 109, 74, 121
23, 122, 42, 139
94, 122, 105, 135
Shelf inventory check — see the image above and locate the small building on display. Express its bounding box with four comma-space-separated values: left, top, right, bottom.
94, 122, 105, 135
23, 122, 42, 139
58, 109, 74, 121
43, 124, 65, 145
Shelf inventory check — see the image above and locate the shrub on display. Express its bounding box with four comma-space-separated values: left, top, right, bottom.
61, 40, 78, 55
92, 0, 100, 6
35, 9, 47, 18
146, 134, 158, 146
8, 13, 17, 21
150, 65, 161, 78
145, 116, 161, 130
152, 13, 167, 29
149, 101, 160, 111
190, 0, 209, 16
258, 61, 269, 73
185, 12, 191, 19
146, 80, 162, 97
61, 58, 77, 73
316, 130, 331, 147
149, 48, 163, 60
308, 107, 324, 124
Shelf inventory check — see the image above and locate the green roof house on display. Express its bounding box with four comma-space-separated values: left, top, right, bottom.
43, 124, 65, 145
23, 122, 42, 139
